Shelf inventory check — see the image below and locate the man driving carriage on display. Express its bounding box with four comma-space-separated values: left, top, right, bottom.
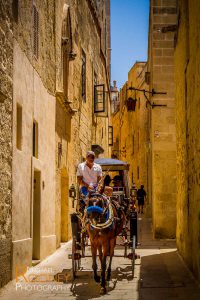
71, 157, 138, 291
77, 151, 103, 213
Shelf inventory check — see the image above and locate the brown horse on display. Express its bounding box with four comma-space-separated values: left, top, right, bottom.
85, 192, 126, 294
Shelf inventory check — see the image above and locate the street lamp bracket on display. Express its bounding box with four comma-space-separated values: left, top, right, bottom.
127, 87, 167, 109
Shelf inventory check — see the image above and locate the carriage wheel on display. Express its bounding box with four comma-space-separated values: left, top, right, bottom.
72, 237, 78, 280
131, 235, 136, 279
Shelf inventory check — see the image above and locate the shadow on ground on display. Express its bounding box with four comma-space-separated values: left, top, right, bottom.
55, 264, 137, 300
139, 250, 200, 300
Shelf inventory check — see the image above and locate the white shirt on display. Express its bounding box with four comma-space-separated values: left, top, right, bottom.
77, 162, 102, 186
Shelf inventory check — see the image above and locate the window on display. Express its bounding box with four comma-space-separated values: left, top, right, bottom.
33, 121, 38, 158
81, 49, 86, 101
33, 4, 39, 58
94, 84, 105, 113
108, 126, 113, 146
16, 104, 22, 150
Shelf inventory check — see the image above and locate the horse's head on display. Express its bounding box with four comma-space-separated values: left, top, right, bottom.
87, 193, 108, 224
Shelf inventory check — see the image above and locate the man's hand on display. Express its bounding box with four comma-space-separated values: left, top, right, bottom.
88, 185, 94, 191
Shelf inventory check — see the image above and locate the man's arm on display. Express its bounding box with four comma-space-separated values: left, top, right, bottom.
77, 164, 88, 188
77, 176, 89, 188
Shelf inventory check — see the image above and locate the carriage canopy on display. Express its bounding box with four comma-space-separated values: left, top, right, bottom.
94, 158, 129, 171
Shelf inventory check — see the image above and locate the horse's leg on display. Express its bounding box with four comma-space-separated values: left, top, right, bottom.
91, 242, 100, 282
107, 237, 116, 281
98, 244, 103, 266
100, 242, 109, 294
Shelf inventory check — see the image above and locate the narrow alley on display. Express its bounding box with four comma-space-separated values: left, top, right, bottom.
0, 215, 199, 300
1, 0, 200, 299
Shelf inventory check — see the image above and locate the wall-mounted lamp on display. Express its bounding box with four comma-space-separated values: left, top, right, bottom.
69, 184, 76, 198
126, 97, 137, 111
69, 184, 76, 208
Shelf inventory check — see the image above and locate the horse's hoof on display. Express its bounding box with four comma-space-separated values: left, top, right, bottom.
107, 275, 111, 281
94, 275, 100, 283
100, 287, 106, 295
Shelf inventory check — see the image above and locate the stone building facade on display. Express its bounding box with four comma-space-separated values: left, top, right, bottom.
147, 0, 177, 238
12, 0, 57, 279
55, 0, 111, 246
0, 0, 13, 288
112, 62, 148, 194
0, 0, 111, 287
175, 0, 200, 282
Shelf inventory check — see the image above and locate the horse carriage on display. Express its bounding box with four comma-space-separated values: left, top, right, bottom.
69, 158, 138, 294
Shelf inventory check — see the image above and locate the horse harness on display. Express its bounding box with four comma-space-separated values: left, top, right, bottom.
84, 193, 124, 232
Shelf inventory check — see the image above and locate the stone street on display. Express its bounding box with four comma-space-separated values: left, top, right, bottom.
0, 216, 199, 300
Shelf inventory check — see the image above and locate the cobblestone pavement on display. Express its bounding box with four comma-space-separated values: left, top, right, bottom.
0, 215, 200, 300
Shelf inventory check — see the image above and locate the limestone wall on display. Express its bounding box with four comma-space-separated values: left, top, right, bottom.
12, 41, 56, 276
111, 62, 148, 199
148, 0, 177, 238
127, 63, 148, 190
11, 0, 57, 276
175, 0, 200, 282
13, 0, 56, 94
55, 0, 111, 245
0, 0, 111, 282
0, 0, 13, 287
